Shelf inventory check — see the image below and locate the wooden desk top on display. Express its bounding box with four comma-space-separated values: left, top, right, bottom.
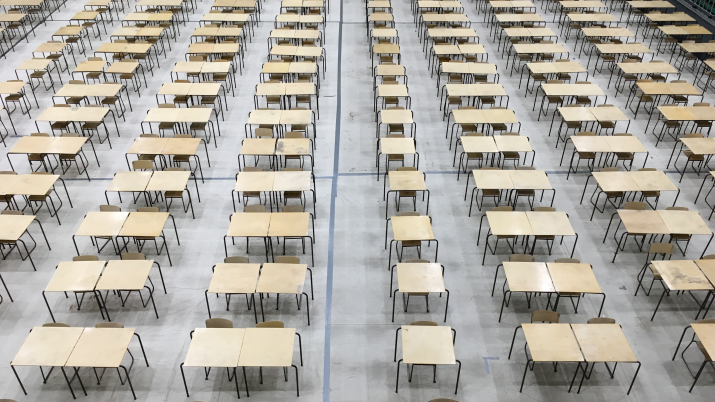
547, 262, 601, 293
658, 210, 711, 235
379, 109, 414, 124
522, 323, 584, 362
174, 61, 231, 74
268, 212, 309, 237
401, 325, 456, 365
118, 211, 169, 237
495, 13, 543, 21
106, 61, 140, 74
123, 11, 173, 21
581, 27, 634, 37
200, 12, 250, 22
36, 106, 109, 122
618, 209, 669, 234
391, 215, 434, 241
70, 11, 99, 20
143, 107, 212, 123
659, 105, 715, 121
512, 43, 568, 54
494, 135, 532, 152
12, 327, 84, 367
542, 83, 604, 96
273, 171, 312, 192
637, 82, 701, 96
378, 84, 408, 98
473, 169, 513, 190
54, 83, 122, 97
460, 136, 498, 153
0, 13, 26, 22
208, 263, 261, 294
0, 214, 35, 241
659, 25, 711, 35
681, 137, 715, 155
95, 260, 153, 291
240, 138, 276, 155
570, 136, 612, 153
74, 60, 106, 73
372, 43, 400, 54
372, 28, 398, 38
146, 170, 190, 192
678, 42, 715, 53
256, 263, 308, 294
235, 171, 275, 192
489, 0, 535, 7
645, 12, 694, 22
503, 262, 555, 292
126, 137, 169, 155
75, 211, 128, 237
450, 108, 518, 124
606, 136, 647, 153
53, 26, 86, 37
627, 0, 674, 7
596, 43, 652, 54
162, 138, 202, 156
691, 323, 715, 359
276, 14, 324, 22
629, 171, 678, 192
527, 61, 585, 74
0, 174, 58, 196
593, 171, 640, 192
695, 259, 715, 287
34, 42, 67, 53
65, 327, 135, 368
503, 27, 556, 37
396, 263, 445, 293
380, 138, 416, 155
428, 27, 477, 38
651, 260, 712, 290
238, 328, 296, 367
46, 261, 105, 292
227, 212, 271, 237
486, 211, 533, 236
560, 0, 606, 7
16, 58, 52, 70
96, 42, 152, 54
572, 324, 637, 362
567, 13, 616, 22
509, 170, 551, 190
388, 170, 426, 191
526, 211, 575, 236
416, 0, 463, 8
183, 328, 245, 367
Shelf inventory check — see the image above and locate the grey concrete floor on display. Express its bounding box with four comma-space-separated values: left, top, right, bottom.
1, 0, 715, 400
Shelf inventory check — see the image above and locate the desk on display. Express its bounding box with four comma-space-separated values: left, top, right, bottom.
6, 137, 98, 180
43, 260, 105, 322
233, 171, 315, 215
571, 324, 640, 394
446, 108, 521, 149
585, 170, 679, 217
376, 108, 415, 140
0, 173, 71, 220
648, 260, 713, 320
552, 105, 630, 144
239, 328, 300, 396
390, 262, 447, 320
256, 263, 312, 324
497, 262, 554, 320
537, 84, 606, 116
606, 210, 713, 262
386, 215, 437, 269
384, 170, 429, 219
180, 328, 245, 398
118, 211, 176, 263
377, 137, 418, 180
562, 136, 648, 178
512, 323, 584, 392
95, 260, 158, 318
673, 322, 715, 391
395, 325, 460, 393
245, 109, 316, 143
467, 169, 552, 212
548, 262, 605, 316
142, 107, 218, 144
205, 263, 260, 321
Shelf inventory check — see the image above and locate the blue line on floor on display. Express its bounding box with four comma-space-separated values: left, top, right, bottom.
324, 0, 344, 399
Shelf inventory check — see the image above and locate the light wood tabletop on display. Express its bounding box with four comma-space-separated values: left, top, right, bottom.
0, 174, 58, 196
380, 137, 416, 155
65, 327, 135, 368
486, 211, 533, 236
256, 263, 308, 294
75, 211, 128, 237
12, 327, 84, 367
526, 211, 575, 236
691, 323, 715, 359
238, 327, 296, 367
547, 262, 601, 294
396, 263, 445, 293
234, 171, 275, 192
658, 210, 711, 235
388, 171, 426, 191
0, 214, 35, 241
391, 215, 435, 241
46, 261, 104, 292
522, 323, 584, 362
118, 212, 169, 237
401, 325, 456, 365
617, 210, 669, 234
208, 263, 261, 294
240, 138, 277, 155
227, 212, 271, 237
95, 260, 153, 291
268, 212, 309, 237
571, 323, 637, 362
651, 260, 712, 291
183, 328, 245, 367
503, 262, 555, 292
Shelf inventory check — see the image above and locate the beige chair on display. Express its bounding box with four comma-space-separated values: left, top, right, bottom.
587, 317, 616, 324
256, 321, 284, 328
99, 205, 121, 212
42, 322, 70, 327
73, 255, 99, 261
531, 310, 559, 323
224, 256, 249, 263
206, 318, 233, 328
635, 243, 674, 296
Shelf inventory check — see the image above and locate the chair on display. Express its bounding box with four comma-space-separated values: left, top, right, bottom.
394, 167, 418, 213
674, 133, 705, 179
205, 318, 233, 328
25, 172, 62, 224
587, 317, 616, 324
99, 205, 120, 212
224, 256, 249, 263
162, 167, 195, 219
530, 207, 557, 255
665, 206, 692, 255
42, 322, 70, 327
256, 321, 284, 328
73, 255, 99, 261
679, 318, 715, 392
241, 167, 264, 205
629, 79, 654, 117
510, 254, 534, 262
395, 212, 422, 261
635, 243, 674, 296
531, 310, 559, 323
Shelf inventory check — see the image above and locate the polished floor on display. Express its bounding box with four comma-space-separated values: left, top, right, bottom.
1, 0, 715, 400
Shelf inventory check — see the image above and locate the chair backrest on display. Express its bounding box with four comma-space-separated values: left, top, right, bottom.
165, 167, 185, 172
224, 256, 249, 263
60, 133, 80, 137
256, 321, 285, 328
531, 310, 559, 323
205, 318, 233, 328
95, 322, 124, 328
42, 323, 70, 327
599, 167, 618, 172
282, 205, 305, 213
243, 167, 263, 172
684, 133, 704, 139
694, 103, 710, 107
491, 206, 513, 212
509, 254, 534, 262
0, 210, 23, 215
429, 399, 459, 402
697, 319, 715, 324
69, 80, 85, 85
613, 133, 632, 137
140, 133, 160, 138
665, 206, 688, 211
532, 207, 555, 212
703, 255, 715, 260
398, 212, 420, 217
137, 207, 159, 213
132, 160, 154, 171
576, 131, 596, 136
121, 253, 146, 260
587, 317, 616, 324
648, 242, 674, 255
30, 132, 50, 137
158, 103, 175, 108
0, 171, 18, 175
396, 167, 417, 171
244, 205, 266, 213
554, 258, 580, 263
410, 321, 438, 326
624, 201, 647, 210
405, 259, 430, 263
275, 256, 300, 264
99, 205, 120, 212
73, 255, 99, 261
